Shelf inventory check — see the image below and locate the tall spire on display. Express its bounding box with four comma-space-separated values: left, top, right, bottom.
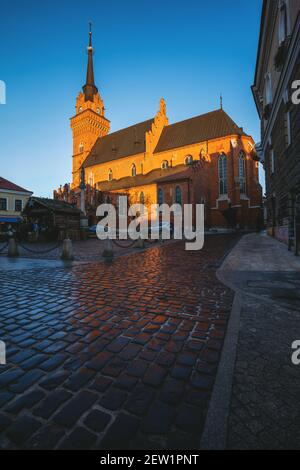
82, 22, 98, 101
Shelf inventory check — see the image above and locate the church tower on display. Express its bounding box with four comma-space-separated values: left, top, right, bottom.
70, 24, 110, 188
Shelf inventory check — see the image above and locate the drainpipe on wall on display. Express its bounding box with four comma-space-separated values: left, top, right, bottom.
294, 214, 298, 256
288, 191, 294, 251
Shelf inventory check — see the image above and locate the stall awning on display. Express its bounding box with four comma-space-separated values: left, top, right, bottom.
0, 216, 22, 223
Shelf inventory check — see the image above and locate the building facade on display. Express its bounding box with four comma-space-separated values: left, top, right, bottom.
67, 28, 263, 230
252, 0, 300, 250
0, 177, 32, 233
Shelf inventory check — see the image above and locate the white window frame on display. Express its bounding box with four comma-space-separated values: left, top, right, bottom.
14, 198, 23, 212
0, 197, 8, 211
161, 160, 169, 170
108, 169, 113, 181
218, 154, 228, 196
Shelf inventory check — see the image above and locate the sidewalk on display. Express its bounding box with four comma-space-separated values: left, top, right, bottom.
222, 231, 300, 272
202, 232, 300, 449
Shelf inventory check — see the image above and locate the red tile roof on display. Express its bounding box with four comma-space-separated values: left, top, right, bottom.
154, 109, 247, 153
84, 109, 247, 169
83, 119, 154, 167
0, 177, 32, 193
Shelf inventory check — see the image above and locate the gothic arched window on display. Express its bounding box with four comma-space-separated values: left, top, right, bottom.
131, 164, 136, 177
158, 188, 164, 205
79, 142, 84, 153
184, 155, 193, 166
218, 154, 227, 196
161, 160, 169, 170
140, 191, 145, 205
238, 151, 246, 194
175, 186, 182, 205
108, 169, 113, 181
88, 172, 94, 187
200, 149, 206, 160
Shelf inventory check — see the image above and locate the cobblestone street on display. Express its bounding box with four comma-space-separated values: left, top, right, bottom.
0, 235, 236, 450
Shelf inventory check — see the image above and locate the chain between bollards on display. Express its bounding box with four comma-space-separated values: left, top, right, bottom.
5, 237, 72, 260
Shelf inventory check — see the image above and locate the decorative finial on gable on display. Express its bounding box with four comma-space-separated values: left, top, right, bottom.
220, 93, 223, 110
159, 97, 166, 115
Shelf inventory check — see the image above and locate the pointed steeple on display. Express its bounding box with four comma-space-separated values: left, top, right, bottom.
82, 23, 98, 101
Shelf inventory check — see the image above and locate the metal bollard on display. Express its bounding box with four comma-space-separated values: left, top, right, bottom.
8, 238, 19, 257
102, 237, 114, 259
60, 238, 74, 261
135, 236, 145, 249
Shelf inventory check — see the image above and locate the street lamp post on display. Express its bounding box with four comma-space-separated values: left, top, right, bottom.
80, 166, 89, 229
80, 166, 86, 216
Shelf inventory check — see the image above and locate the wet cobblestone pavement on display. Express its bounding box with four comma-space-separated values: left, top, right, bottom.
0, 235, 236, 450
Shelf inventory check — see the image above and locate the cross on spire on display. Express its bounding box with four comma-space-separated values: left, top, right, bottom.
89, 22, 92, 47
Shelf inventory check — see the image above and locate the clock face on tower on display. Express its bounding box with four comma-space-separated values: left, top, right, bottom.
96, 107, 100, 114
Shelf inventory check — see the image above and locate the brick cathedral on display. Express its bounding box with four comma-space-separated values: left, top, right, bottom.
59, 27, 263, 230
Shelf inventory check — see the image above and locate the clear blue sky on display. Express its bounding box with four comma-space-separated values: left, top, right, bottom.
0, 0, 264, 197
